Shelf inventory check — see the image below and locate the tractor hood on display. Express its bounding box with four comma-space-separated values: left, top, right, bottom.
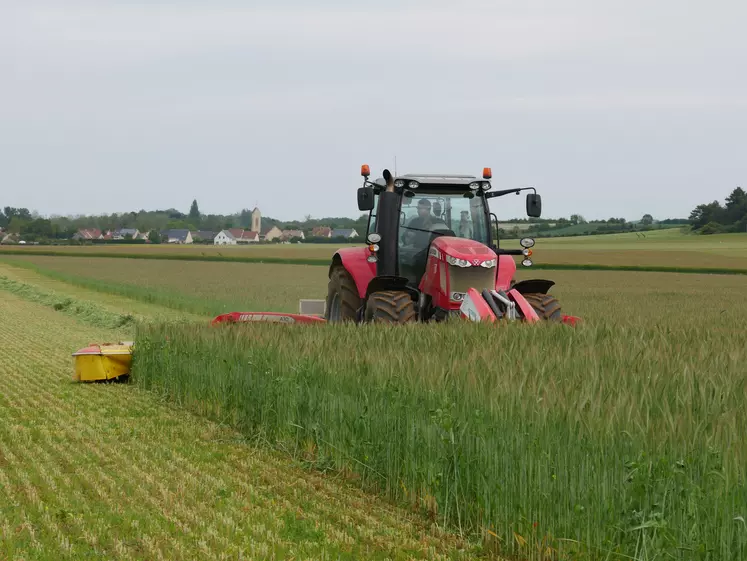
429, 237, 497, 268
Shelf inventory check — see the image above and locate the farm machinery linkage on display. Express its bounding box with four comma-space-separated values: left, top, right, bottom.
72, 165, 579, 381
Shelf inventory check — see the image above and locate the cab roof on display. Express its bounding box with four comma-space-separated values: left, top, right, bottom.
397, 173, 478, 186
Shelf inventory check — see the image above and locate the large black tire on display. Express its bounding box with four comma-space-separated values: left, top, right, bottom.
364, 291, 417, 324
325, 266, 361, 322
522, 292, 562, 322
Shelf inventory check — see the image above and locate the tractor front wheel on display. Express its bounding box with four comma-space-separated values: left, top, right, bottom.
522, 292, 562, 322
325, 266, 361, 322
364, 291, 417, 324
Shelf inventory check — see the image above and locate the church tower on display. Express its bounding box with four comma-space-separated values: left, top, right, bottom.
251, 207, 261, 233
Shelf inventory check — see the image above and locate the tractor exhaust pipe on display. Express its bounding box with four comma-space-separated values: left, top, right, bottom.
376, 169, 399, 278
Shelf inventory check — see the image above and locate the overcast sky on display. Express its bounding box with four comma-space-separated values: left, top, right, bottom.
2, 1, 746, 221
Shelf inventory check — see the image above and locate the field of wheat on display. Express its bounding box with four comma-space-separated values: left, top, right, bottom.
132, 290, 747, 560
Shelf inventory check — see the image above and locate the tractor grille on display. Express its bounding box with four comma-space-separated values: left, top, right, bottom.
448, 266, 495, 299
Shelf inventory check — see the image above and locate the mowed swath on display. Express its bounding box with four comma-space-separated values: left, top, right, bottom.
0, 261, 201, 323
0, 293, 482, 560
1, 255, 328, 314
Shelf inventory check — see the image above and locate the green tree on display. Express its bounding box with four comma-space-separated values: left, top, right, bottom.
641, 214, 654, 225
570, 214, 586, 225
689, 201, 724, 229
148, 230, 162, 244
239, 209, 253, 228
189, 199, 201, 223
724, 187, 747, 224
7, 216, 28, 234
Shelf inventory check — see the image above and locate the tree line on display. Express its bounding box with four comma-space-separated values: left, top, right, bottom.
4, 189, 743, 244
688, 187, 747, 234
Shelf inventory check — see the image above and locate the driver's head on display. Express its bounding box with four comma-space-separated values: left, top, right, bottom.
417, 198, 431, 218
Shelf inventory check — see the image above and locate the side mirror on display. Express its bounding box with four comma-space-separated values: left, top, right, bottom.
526, 193, 542, 218
357, 186, 375, 211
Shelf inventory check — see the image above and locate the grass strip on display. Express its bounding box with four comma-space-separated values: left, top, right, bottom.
2, 249, 746, 276
0, 262, 231, 317
0, 275, 135, 329
133, 320, 747, 561
0, 258, 322, 317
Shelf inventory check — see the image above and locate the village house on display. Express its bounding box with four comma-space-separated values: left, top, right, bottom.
331, 228, 359, 239
214, 230, 236, 245
262, 225, 283, 242
281, 229, 305, 241
160, 229, 193, 244
227, 228, 259, 243
1, 233, 20, 245
113, 228, 140, 240
191, 230, 217, 243
311, 226, 332, 238
72, 228, 103, 241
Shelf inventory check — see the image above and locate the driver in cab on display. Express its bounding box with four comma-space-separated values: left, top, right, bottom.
402, 198, 448, 247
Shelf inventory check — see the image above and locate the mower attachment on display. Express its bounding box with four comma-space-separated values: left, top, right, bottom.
211, 312, 327, 325
72, 342, 133, 382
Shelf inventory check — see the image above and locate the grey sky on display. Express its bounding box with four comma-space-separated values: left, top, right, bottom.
2, 1, 746, 222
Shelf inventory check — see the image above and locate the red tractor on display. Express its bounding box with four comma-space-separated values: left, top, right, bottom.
325, 165, 578, 325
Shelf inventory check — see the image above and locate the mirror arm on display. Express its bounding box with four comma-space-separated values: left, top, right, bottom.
485, 186, 536, 199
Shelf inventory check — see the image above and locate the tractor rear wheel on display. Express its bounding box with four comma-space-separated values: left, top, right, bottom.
325, 266, 361, 322
522, 292, 562, 322
364, 291, 417, 324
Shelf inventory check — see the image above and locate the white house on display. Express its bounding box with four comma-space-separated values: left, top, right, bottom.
214, 230, 237, 245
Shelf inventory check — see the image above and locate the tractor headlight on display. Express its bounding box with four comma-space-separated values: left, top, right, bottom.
522, 248, 532, 257
408, 181, 420, 189
367, 233, 381, 244
394, 180, 405, 188
482, 181, 492, 191
446, 255, 472, 267
480, 258, 497, 268
469, 182, 480, 191
367, 254, 378, 263
520, 237, 535, 248
521, 258, 533, 267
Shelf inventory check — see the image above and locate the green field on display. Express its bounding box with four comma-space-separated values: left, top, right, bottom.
2, 230, 747, 270
0, 241, 745, 560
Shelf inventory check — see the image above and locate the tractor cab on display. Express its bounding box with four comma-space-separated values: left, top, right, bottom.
390, 179, 493, 288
